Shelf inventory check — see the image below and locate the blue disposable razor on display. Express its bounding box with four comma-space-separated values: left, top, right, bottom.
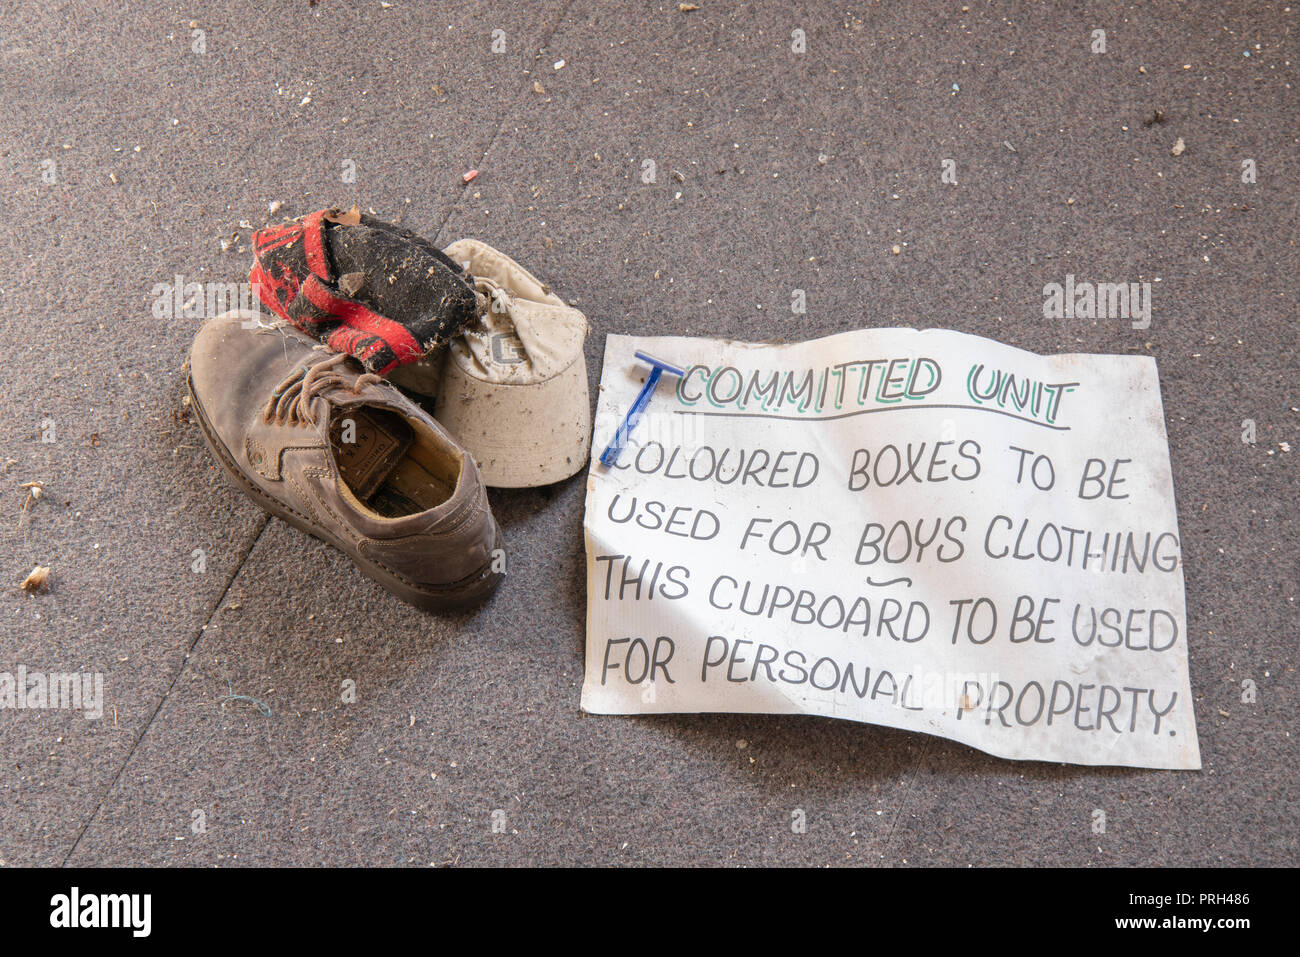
599, 351, 686, 468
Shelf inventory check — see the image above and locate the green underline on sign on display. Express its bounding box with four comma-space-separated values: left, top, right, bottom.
676, 403, 1072, 431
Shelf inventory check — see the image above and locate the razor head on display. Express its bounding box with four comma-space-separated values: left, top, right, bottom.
634, 350, 686, 378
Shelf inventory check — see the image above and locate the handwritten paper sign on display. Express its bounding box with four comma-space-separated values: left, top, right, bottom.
581, 329, 1200, 770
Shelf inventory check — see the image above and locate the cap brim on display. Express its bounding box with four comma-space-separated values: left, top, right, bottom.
435, 356, 592, 488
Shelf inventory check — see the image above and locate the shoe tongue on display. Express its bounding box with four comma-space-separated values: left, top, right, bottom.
329, 406, 414, 500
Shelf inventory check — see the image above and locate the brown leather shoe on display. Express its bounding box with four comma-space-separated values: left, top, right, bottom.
187, 310, 503, 610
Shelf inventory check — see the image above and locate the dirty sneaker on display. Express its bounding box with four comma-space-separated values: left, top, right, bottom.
187, 310, 504, 611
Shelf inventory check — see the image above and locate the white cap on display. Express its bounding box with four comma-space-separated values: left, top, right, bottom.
391, 239, 591, 488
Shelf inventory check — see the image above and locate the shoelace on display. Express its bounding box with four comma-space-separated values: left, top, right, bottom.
262, 351, 383, 428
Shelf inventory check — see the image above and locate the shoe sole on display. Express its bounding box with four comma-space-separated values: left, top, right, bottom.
187, 374, 503, 612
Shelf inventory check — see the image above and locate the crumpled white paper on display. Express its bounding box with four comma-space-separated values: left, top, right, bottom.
582, 329, 1200, 770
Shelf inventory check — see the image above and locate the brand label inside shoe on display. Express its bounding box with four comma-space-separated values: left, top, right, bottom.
330, 407, 414, 500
